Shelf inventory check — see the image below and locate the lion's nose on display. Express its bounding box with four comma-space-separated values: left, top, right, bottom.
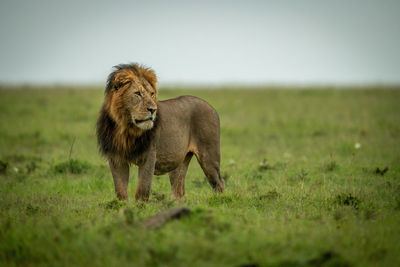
147, 107, 156, 114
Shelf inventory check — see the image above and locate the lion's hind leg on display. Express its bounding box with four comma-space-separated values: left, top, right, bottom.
168, 153, 193, 200
195, 148, 225, 193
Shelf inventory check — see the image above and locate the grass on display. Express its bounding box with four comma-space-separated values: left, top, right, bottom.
0, 87, 399, 266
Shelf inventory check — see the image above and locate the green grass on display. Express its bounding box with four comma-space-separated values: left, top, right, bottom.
0, 87, 399, 266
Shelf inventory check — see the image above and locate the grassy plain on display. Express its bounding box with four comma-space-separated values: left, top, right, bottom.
0, 87, 399, 266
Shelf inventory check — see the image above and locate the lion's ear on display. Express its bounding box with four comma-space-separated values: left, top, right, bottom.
141, 68, 158, 90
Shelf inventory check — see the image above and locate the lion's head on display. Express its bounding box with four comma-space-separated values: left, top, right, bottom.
104, 64, 158, 131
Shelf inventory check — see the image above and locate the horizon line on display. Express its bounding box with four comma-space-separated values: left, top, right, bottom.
1, 82, 400, 90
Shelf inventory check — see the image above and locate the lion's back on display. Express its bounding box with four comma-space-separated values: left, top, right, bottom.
158, 95, 219, 124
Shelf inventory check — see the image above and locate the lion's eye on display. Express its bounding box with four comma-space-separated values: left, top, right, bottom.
118, 82, 128, 88
151, 92, 155, 98
135, 91, 142, 97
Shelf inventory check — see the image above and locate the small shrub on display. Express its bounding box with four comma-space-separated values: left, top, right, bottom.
257, 159, 286, 172
253, 172, 263, 180
26, 204, 40, 215
0, 160, 8, 174
335, 193, 361, 210
102, 199, 125, 210
208, 194, 238, 206
151, 192, 166, 201
288, 169, 308, 183
53, 159, 92, 174
324, 160, 338, 172
258, 159, 272, 171
298, 169, 308, 181
26, 161, 38, 173
258, 190, 280, 201
375, 167, 388, 176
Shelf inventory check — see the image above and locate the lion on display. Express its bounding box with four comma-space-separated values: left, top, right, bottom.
96, 63, 225, 201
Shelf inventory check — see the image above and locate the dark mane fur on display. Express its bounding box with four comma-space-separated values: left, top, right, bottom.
96, 107, 159, 163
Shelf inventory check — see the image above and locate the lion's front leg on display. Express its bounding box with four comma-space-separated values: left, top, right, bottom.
135, 150, 156, 202
109, 160, 129, 200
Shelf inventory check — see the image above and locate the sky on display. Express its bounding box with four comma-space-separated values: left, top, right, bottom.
0, 0, 399, 86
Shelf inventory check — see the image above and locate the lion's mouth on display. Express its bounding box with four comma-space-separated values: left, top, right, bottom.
135, 118, 153, 124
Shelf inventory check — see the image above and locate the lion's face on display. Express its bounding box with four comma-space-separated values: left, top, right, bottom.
123, 79, 158, 130
105, 65, 158, 131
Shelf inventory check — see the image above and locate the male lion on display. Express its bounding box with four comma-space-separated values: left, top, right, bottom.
96, 64, 225, 201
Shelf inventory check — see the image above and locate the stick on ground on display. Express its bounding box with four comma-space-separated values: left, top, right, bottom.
144, 207, 191, 229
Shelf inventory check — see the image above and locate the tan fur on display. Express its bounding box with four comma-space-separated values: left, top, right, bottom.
97, 64, 225, 201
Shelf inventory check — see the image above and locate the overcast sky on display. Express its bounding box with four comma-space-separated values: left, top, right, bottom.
0, 0, 399, 85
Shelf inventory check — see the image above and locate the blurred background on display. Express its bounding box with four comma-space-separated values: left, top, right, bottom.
1, 2, 400, 266
0, 0, 399, 87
